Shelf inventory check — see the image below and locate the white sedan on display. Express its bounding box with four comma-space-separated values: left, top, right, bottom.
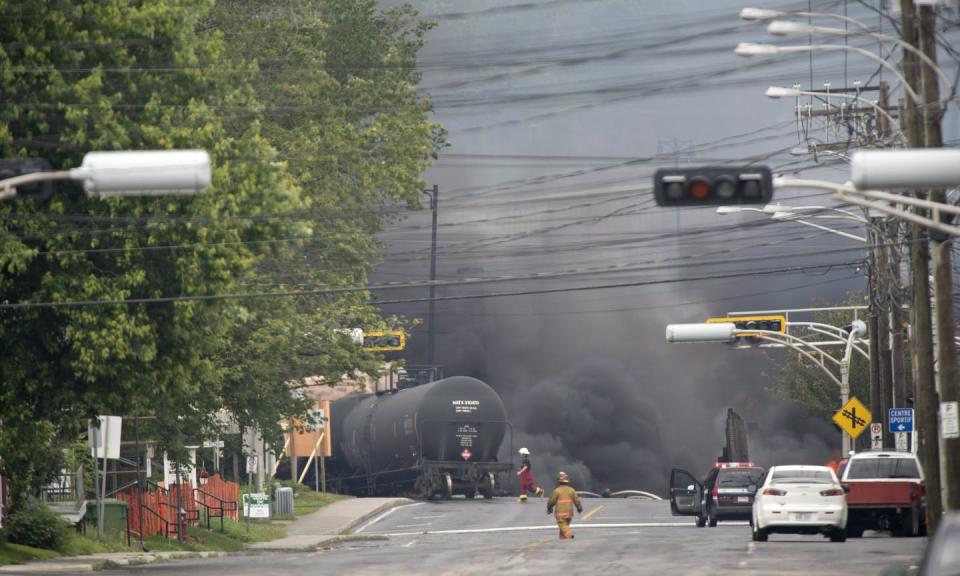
752, 465, 848, 542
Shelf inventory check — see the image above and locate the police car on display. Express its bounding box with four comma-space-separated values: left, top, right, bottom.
670, 461, 766, 527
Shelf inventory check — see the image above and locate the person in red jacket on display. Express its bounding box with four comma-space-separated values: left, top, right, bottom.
517, 447, 544, 502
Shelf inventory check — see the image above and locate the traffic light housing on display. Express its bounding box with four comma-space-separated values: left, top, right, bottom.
706, 315, 785, 337
0, 158, 53, 200
362, 330, 406, 352
654, 166, 773, 206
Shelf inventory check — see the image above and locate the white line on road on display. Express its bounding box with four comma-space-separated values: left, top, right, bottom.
377, 521, 745, 537
412, 515, 445, 520
354, 502, 423, 534
394, 523, 433, 528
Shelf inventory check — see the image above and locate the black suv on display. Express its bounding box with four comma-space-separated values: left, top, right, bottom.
670, 463, 766, 527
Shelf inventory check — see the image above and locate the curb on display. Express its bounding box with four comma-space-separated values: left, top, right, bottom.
339, 498, 415, 535
0, 551, 228, 574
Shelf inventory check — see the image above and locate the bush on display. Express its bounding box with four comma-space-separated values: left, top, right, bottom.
5, 503, 69, 550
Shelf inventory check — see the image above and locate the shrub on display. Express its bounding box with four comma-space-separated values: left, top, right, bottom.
5, 502, 69, 550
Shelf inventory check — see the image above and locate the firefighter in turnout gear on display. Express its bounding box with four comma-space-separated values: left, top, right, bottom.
547, 471, 582, 539
516, 447, 544, 502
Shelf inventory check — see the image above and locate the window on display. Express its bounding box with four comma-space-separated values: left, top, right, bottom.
845, 458, 920, 480
771, 469, 833, 483
717, 468, 765, 487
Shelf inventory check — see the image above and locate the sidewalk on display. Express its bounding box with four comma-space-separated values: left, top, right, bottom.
248, 497, 413, 551
0, 497, 413, 573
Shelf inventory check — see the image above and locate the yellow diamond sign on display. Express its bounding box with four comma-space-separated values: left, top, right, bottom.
833, 396, 872, 439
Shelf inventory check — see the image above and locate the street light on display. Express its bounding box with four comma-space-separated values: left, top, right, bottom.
736, 43, 919, 104
716, 204, 867, 243
0, 149, 212, 201
739, 7, 873, 31
765, 85, 906, 145
766, 20, 954, 97
665, 319, 868, 455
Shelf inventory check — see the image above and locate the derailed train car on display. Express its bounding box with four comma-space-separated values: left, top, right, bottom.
327, 376, 513, 498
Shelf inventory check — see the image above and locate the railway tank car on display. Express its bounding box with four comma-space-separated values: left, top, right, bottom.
328, 376, 512, 499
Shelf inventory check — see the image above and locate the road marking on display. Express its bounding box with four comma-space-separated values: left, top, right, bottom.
395, 523, 432, 528
412, 515, 445, 520
354, 502, 423, 534
379, 521, 733, 537
403, 539, 418, 548
581, 505, 605, 522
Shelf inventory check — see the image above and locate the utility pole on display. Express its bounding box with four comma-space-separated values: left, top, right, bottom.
918, 4, 959, 514
425, 184, 439, 366
900, 0, 942, 532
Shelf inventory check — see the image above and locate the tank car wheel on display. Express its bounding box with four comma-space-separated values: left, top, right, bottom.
480, 472, 495, 499
443, 473, 453, 500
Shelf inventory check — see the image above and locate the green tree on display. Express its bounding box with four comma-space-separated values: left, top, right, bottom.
0, 0, 440, 504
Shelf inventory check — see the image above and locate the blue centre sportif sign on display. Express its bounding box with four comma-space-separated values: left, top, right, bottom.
889, 408, 914, 433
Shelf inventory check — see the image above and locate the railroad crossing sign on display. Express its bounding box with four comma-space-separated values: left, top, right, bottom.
889, 408, 914, 433
833, 396, 872, 439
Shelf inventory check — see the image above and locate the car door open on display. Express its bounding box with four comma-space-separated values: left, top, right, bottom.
670, 468, 702, 516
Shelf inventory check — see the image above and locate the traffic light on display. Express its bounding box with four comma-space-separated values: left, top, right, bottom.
654, 166, 773, 206
362, 330, 406, 352
0, 158, 53, 200
706, 315, 785, 337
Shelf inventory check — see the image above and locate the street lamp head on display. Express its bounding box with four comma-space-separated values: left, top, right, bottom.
767, 20, 817, 36
766, 85, 802, 99
71, 150, 211, 198
739, 7, 783, 21
848, 320, 867, 337
734, 42, 779, 56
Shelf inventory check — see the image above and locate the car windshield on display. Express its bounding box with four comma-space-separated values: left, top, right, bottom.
845, 458, 920, 480
717, 468, 764, 487
771, 469, 833, 483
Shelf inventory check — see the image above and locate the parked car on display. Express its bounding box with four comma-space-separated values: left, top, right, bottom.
841, 450, 925, 537
751, 465, 847, 542
670, 462, 765, 527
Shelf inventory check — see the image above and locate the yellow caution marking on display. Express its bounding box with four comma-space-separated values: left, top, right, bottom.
581, 505, 605, 522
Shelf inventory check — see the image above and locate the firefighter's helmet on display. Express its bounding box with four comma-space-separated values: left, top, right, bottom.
557, 471, 570, 484
518, 447, 530, 456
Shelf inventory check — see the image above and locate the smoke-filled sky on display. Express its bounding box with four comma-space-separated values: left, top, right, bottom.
373, 0, 960, 493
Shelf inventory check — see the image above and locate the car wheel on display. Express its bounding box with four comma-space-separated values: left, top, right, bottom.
696, 515, 706, 528
830, 529, 847, 543
753, 526, 768, 542
903, 507, 920, 537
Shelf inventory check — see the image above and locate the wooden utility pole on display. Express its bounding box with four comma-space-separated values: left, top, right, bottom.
918, 4, 959, 514
900, 0, 942, 532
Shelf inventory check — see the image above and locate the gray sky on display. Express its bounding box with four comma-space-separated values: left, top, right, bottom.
373, 0, 960, 492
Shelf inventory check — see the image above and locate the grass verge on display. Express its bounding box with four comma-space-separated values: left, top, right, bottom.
0, 541, 59, 566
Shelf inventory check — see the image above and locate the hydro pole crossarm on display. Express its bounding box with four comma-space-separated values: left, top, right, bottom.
773, 177, 960, 238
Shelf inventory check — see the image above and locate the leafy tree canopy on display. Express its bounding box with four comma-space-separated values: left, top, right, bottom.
0, 0, 440, 505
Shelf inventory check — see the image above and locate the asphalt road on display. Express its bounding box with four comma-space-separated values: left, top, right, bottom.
101, 497, 926, 576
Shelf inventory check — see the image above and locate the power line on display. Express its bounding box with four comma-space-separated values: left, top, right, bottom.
0, 260, 863, 310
